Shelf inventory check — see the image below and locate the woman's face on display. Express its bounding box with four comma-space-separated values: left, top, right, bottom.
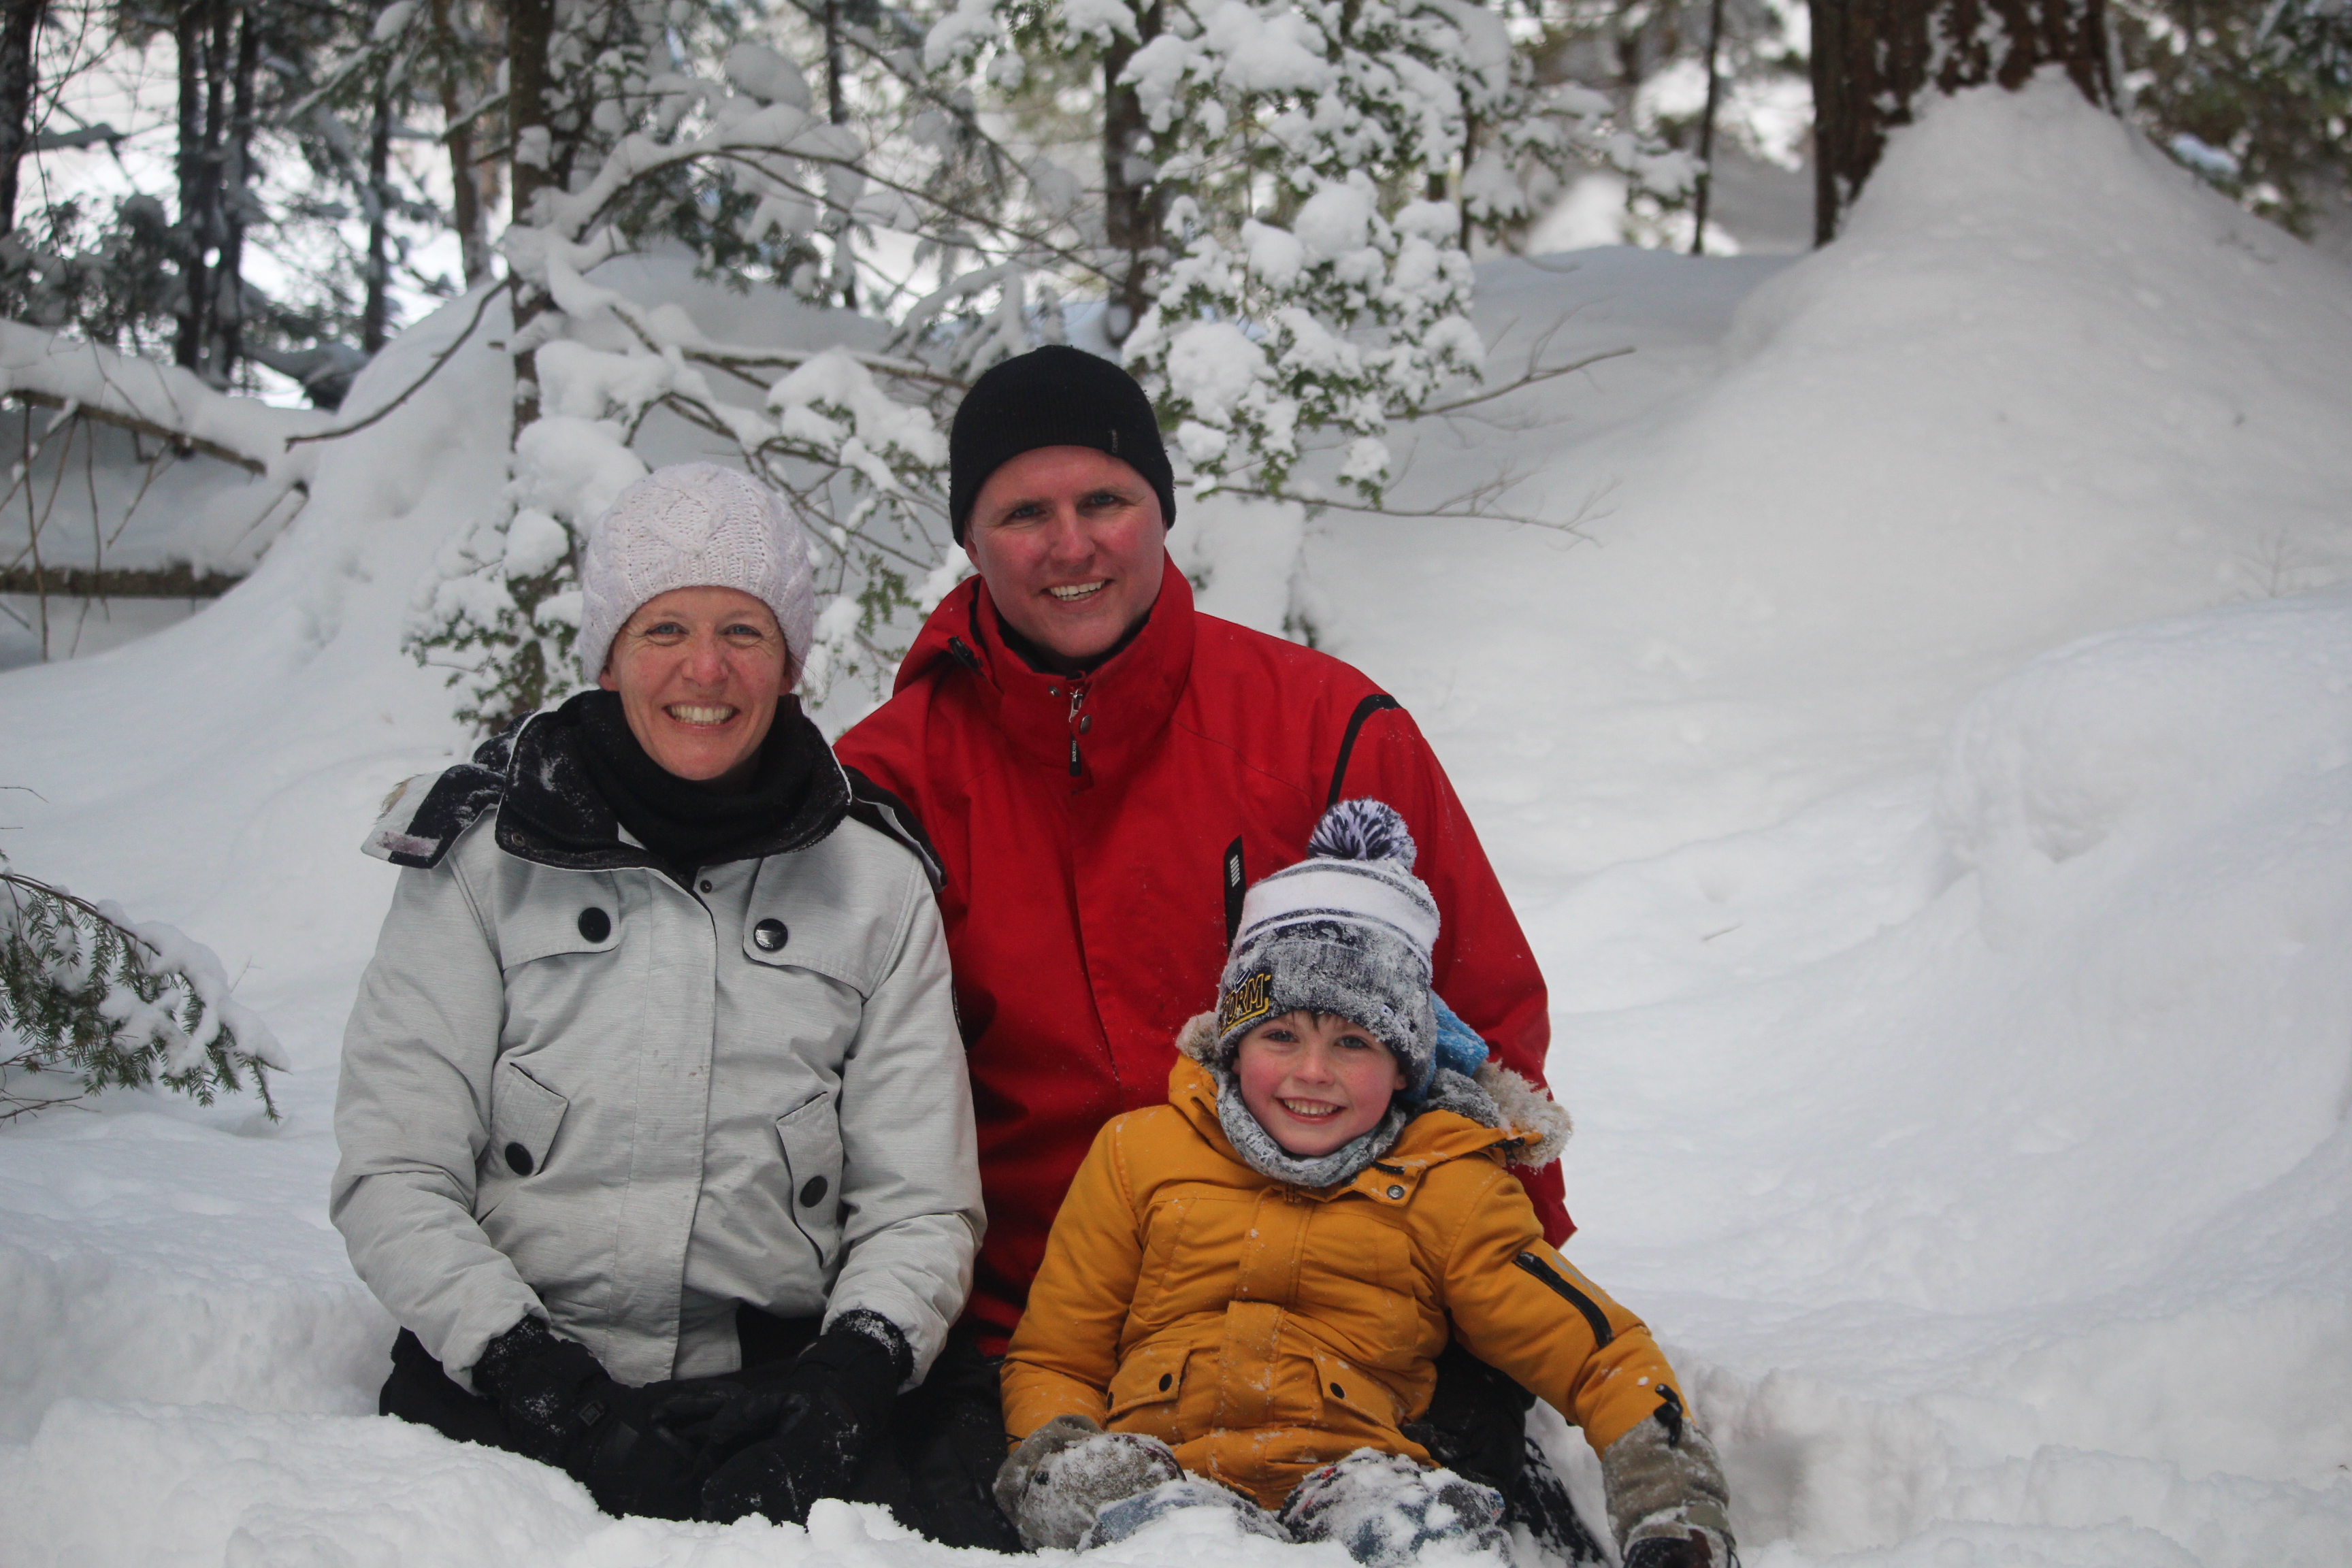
598, 586, 792, 787
1235, 1009, 1405, 1158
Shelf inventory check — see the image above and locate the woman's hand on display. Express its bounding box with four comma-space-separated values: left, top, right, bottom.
690, 1318, 906, 1524
472, 1317, 706, 1518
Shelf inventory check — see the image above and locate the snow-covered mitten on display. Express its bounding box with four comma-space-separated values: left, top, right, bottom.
1081, 1475, 1291, 1548
994, 1414, 1186, 1549
1599, 1407, 1737, 1568
1277, 1448, 1511, 1566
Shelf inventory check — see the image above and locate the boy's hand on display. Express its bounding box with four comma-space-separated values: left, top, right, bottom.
1601, 1410, 1737, 1568
1624, 1529, 1733, 1568
995, 1414, 1183, 1550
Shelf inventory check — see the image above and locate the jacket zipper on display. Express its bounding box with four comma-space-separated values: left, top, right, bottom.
1067, 681, 1088, 777
1512, 1250, 1616, 1348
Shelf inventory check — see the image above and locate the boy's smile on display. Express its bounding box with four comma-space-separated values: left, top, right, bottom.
1235, 1011, 1407, 1158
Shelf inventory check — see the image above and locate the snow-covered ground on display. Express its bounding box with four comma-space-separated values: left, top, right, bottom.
3, 76, 2349, 1566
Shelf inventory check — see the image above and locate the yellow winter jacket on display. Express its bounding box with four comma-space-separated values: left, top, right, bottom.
1001, 1026, 1693, 1509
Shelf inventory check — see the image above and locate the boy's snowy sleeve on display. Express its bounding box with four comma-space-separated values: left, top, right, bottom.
329, 856, 542, 1384
1427, 1164, 1689, 1455
998, 1117, 1147, 1440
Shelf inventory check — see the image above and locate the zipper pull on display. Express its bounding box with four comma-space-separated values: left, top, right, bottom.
1067, 683, 1088, 778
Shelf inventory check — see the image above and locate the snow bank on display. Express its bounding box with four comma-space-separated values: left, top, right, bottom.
5, 76, 2351, 1568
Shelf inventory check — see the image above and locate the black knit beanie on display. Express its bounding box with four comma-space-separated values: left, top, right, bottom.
948, 345, 1177, 543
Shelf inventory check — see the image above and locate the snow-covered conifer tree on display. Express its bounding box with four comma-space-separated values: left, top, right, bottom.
928, 0, 1682, 506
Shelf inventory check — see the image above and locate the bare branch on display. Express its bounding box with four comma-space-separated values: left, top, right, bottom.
1416, 346, 1633, 419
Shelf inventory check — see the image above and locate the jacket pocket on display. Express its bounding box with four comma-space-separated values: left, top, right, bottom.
774, 1092, 846, 1269
1105, 1337, 1191, 1432
1311, 1345, 1397, 1432
487, 1059, 569, 1181
496, 875, 623, 970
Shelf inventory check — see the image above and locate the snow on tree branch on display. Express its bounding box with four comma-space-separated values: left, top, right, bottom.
0, 320, 332, 485
1, 864, 285, 1124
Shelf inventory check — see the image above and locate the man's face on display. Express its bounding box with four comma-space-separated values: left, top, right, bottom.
962, 445, 1165, 670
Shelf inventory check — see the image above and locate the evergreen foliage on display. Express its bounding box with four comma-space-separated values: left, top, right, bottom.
2114, 0, 2352, 236
0, 859, 283, 1123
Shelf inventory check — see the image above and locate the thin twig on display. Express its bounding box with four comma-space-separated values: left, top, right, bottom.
1417, 346, 1632, 418
284, 284, 501, 449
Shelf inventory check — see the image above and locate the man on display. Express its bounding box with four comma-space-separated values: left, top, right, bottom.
836, 346, 1593, 1552
840, 346, 1571, 1330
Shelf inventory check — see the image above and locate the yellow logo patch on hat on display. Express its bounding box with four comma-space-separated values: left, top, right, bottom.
1218, 970, 1275, 1034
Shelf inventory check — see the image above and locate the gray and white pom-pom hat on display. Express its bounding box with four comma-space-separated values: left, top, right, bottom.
1213, 799, 1441, 1098
576, 462, 817, 684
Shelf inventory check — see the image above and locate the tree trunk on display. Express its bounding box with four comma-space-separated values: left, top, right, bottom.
1100, 0, 1163, 346
363, 78, 393, 353
1691, 0, 1727, 255
506, 0, 553, 431
431, 0, 494, 286
174, 0, 214, 373
0, 0, 44, 234
1810, 0, 2112, 242
214, 5, 258, 384
823, 0, 854, 310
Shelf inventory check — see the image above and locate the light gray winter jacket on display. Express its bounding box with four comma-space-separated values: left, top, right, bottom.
331, 706, 982, 1390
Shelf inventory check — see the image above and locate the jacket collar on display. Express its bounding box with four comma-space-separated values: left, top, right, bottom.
894, 554, 1197, 788
491, 698, 849, 873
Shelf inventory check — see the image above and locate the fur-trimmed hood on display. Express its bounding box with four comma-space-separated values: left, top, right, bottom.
1175, 1011, 1570, 1171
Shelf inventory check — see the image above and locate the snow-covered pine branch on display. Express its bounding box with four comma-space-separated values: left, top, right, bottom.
0, 864, 285, 1124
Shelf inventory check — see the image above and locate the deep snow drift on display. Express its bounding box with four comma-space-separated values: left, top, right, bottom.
3, 78, 2349, 1567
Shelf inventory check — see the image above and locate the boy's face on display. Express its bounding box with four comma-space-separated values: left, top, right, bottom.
1235, 1011, 1407, 1158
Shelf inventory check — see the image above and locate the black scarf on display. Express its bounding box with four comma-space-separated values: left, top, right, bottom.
564, 689, 836, 876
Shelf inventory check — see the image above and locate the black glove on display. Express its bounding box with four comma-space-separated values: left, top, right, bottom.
693, 1318, 906, 1524
1625, 1532, 1729, 1568
472, 1317, 705, 1519
1400, 1339, 1535, 1493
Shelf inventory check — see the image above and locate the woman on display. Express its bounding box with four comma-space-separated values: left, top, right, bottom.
332, 463, 985, 1529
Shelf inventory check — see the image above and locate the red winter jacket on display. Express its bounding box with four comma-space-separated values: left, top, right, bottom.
836, 556, 1569, 1348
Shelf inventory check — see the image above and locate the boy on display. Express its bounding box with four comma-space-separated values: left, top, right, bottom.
994, 800, 1736, 1567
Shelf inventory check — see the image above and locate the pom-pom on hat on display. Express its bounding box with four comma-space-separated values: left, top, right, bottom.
576, 463, 817, 685
1214, 799, 1441, 1098
948, 345, 1177, 544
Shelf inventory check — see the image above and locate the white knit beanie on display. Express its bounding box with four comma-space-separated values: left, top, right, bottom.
576, 463, 817, 684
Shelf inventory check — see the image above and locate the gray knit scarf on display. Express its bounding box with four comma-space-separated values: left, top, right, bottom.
1209, 1065, 1506, 1188
1215, 1080, 1411, 1188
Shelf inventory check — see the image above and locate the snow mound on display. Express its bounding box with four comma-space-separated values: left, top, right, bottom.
1322, 74, 2352, 877
1544, 587, 2352, 1562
